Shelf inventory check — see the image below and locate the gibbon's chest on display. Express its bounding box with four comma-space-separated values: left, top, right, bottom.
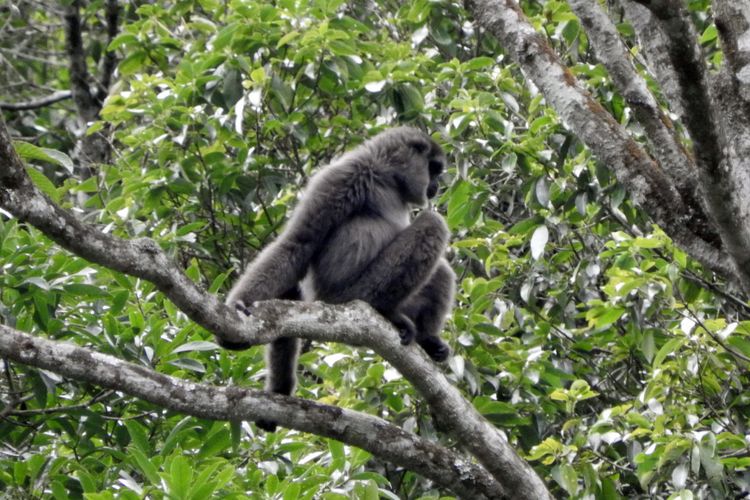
301, 212, 410, 301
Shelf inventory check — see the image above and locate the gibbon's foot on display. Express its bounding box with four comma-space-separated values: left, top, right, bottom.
215, 301, 254, 350
216, 337, 252, 351
418, 335, 451, 362
256, 419, 278, 432
389, 313, 417, 345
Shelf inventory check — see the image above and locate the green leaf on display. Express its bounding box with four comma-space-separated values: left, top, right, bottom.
230, 420, 242, 453
168, 456, 193, 500
464, 56, 495, 71
653, 337, 684, 367
108, 33, 139, 50
25, 167, 60, 202
213, 23, 240, 51
283, 483, 302, 500
13, 141, 74, 174
161, 417, 195, 456
172, 341, 220, 353
124, 421, 151, 455
197, 428, 231, 459
277, 30, 299, 48
128, 446, 161, 485
168, 358, 206, 373
119, 51, 147, 75
393, 83, 424, 116
328, 439, 345, 471
700, 24, 718, 44
63, 283, 110, 298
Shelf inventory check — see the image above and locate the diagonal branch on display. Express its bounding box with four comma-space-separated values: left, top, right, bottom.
618, 0, 685, 117
465, 0, 733, 277
0, 325, 505, 499
0, 118, 552, 497
630, 0, 721, 181
712, 0, 750, 104
629, 0, 750, 291
568, 0, 716, 248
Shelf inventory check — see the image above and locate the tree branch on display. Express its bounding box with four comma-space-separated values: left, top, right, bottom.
628, 0, 750, 291
713, 1, 750, 104
0, 118, 552, 497
0, 91, 73, 111
64, 0, 99, 122
465, 0, 734, 278
568, 0, 716, 248
97, 0, 120, 101
618, 0, 685, 117
630, 0, 722, 180
0, 325, 506, 499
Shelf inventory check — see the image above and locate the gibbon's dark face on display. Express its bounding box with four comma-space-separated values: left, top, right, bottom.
427, 156, 444, 198
400, 132, 446, 206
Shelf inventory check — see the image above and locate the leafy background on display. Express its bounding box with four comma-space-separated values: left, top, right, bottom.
1, 0, 747, 498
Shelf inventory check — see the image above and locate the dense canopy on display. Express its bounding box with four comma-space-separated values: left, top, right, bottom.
2, 0, 750, 498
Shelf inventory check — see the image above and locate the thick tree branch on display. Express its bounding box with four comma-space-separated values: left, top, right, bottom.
628, 0, 750, 291
617, 0, 685, 116
0, 119, 552, 497
0, 326, 506, 499
713, 1, 750, 103
465, 0, 733, 277
568, 0, 716, 247
704, 71, 750, 288
630, 1, 722, 181
0, 91, 73, 111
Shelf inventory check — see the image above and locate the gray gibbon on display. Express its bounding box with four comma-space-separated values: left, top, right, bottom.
223, 127, 455, 431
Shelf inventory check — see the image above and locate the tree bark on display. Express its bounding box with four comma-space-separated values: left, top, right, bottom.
0, 325, 506, 499
465, 0, 733, 278
568, 0, 710, 248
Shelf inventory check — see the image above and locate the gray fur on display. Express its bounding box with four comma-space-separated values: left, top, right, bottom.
223, 127, 455, 431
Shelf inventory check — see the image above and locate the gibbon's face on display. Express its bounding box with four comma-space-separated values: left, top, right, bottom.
400, 132, 446, 207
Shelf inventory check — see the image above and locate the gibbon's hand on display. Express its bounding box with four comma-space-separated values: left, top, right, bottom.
233, 300, 252, 317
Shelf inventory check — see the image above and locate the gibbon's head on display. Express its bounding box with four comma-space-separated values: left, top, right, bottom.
369, 126, 446, 207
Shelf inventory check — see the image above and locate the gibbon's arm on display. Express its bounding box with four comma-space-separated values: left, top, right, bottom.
226, 161, 369, 309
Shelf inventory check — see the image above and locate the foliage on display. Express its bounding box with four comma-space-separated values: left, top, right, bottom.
2, 0, 750, 498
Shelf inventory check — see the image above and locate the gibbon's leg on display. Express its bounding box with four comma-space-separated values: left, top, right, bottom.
236, 285, 302, 433
400, 259, 455, 362
329, 211, 449, 344
255, 337, 300, 432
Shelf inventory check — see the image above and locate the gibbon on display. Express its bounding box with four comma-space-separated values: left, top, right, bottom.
224, 127, 455, 431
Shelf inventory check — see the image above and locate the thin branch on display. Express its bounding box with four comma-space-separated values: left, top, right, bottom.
7, 390, 115, 417
680, 309, 750, 365
0, 91, 72, 111
0, 325, 506, 500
